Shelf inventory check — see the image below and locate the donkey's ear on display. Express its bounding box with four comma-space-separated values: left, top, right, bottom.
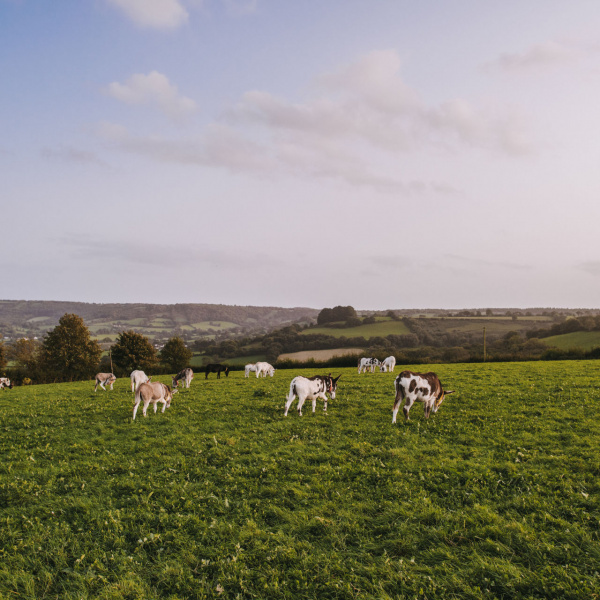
334, 375, 341, 382
444, 390, 455, 395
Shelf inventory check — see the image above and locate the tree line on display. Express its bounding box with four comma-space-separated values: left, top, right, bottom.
0, 314, 193, 384
3, 310, 599, 385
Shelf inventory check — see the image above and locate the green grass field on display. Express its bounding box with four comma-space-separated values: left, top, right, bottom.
278, 348, 363, 362
302, 319, 410, 339
1, 361, 599, 599
541, 331, 600, 351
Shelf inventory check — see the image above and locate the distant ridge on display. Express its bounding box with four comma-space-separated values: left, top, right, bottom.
0, 300, 319, 342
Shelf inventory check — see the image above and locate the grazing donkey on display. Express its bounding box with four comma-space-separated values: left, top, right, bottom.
284, 374, 341, 416
130, 370, 151, 393
94, 372, 116, 392
392, 371, 454, 423
255, 362, 275, 378
172, 367, 194, 389
133, 382, 177, 420
205, 364, 229, 379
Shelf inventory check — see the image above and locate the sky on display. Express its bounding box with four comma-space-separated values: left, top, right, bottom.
2, 0, 600, 310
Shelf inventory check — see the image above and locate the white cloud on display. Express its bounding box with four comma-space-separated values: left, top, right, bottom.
98, 50, 532, 191
484, 41, 579, 72
107, 0, 189, 29
105, 71, 197, 121
230, 50, 533, 155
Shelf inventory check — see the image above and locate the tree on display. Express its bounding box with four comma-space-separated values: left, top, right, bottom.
8, 338, 39, 370
0, 340, 7, 373
317, 306, 357, 325
111, 330, 157, 375
38, 313, 102, 382
160, 337, 193, 372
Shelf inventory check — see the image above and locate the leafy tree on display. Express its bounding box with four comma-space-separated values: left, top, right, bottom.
8, 338, 39, 370
0, 340, 7, 373
160, 337, 193, 372
317, 306, 357, 325
38, 313, 102, 382
345, 317, 362, 327
111, 330, 157, 375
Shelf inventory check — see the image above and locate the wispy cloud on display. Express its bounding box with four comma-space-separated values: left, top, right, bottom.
367, 255, 413, 270
579, 261, 600, 276
483, 41, 579, 73
230, 50, 534, 156
445, 254, 532, 271
59, 235, 282, 270
105, 71, 197, 121
97, 50, 532, 192
41, 145, 107, 166
96, 121, 274, 172
221, 0, 257, 17
107, 0, 189, 29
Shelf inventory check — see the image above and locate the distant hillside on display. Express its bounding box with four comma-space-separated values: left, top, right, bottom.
0, 300, 319, 343
541, 331, 600, 351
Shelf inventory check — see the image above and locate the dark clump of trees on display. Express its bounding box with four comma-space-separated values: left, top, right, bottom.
160, 337, 193, 372
317, 306, 357, 325
32, 313, 102, 383
0, 340, 7, 373
110, 330, 158, 376
527, 315, 600, 340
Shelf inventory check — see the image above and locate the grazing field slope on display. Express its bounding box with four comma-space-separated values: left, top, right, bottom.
541, 331, 600, 351
302, 318, 410, 339
1, 361, 599, 598
278, 348, 364, 362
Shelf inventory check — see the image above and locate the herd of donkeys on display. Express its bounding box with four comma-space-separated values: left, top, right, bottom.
89, 355, 454, 423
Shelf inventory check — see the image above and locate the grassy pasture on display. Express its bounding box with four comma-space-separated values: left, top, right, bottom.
278, 348, 364, 362
1, 362, 599, 599
302, 319, 410, 339
430, 319, 540, 336
541, 331, 600, 351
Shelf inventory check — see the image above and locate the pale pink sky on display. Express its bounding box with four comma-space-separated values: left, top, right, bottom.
2, 1, 600, 309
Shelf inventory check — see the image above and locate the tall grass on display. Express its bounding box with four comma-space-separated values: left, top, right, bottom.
0, 361, 599, 598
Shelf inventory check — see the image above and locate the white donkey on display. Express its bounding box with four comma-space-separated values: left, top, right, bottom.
255, 362, 275, 378
380, 356, 397, 373
284, 374, 341, 416
131, 370, 151, 393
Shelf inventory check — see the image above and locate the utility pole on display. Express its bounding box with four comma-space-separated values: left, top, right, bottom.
483, 327, 487, 362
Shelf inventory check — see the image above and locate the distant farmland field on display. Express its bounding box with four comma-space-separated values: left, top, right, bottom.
541, 331, 600, 350
430, 317, 547, 336
278, 347, 364, 362
302, 318, 410, 339
1, 361, 599, 598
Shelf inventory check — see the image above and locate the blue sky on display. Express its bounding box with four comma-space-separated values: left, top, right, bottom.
2, 0, 600, 309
